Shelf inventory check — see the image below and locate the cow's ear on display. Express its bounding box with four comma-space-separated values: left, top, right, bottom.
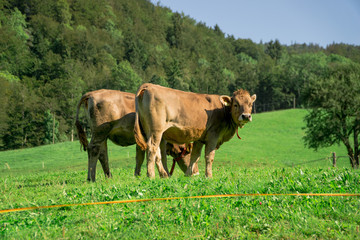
251, 94, 257, 102
220, 96, 232, 106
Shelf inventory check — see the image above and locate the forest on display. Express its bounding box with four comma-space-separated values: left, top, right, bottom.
1, 0, 360, 150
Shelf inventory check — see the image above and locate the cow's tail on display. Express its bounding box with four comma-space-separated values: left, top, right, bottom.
134, 88, 148, 151
75, 94, 89, 151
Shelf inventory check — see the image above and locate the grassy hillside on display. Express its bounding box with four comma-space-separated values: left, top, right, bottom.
0, 109, 349, 178
222, 109, 348, 167
1, 109, 359, 239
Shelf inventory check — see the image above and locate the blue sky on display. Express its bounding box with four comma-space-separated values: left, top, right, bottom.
150, 0, 360, 47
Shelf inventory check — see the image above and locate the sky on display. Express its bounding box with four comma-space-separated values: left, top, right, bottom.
150, 0, 360, 47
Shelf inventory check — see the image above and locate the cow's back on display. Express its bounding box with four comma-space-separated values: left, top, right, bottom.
85, 89, 136, 146
85, 90, 133, 126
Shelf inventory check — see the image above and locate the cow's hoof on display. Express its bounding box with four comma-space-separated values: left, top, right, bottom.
160, 172, 169, 178
185, 169, 193, 177
147, 173, 156, 179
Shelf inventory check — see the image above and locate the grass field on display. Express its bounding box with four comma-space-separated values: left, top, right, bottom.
1, 109, 359, 239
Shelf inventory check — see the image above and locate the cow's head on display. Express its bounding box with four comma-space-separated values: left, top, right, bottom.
166, 143, 192, 158
166, 143, 198, 175
220, 89, 256, 128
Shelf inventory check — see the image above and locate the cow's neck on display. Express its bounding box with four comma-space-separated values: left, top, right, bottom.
225, 107, 238, 138
215, 106, 238, 149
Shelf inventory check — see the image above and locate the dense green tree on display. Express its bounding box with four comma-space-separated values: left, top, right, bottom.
286, 43, 323, 55
43, 110, 59, 144
232, 38, 263, 61
231, 57, 258, 95
213, 24, 224, 37
166, 12, 183, 48
3, 82, 45, 149
166, 58, 188, 90
6, 7, 28, 41
265, 39, 282, 62
326, 43, 360, 64
111, 60, 142, 93
303, 63, 360, 168
124, 30, 149, 71
54, 0, 71, 26
255, 57, 278, 111
0, 7, 32, 76
191, 58, 210, 93
279, 52, 328, 108
149, 74, 168, 87
0, 73, 13, 149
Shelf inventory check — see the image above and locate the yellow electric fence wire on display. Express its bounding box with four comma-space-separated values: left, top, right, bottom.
1, 193, 359, 214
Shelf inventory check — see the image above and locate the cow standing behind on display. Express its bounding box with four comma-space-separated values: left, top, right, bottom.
75, 89, 198, 181
134, 83, 256, 178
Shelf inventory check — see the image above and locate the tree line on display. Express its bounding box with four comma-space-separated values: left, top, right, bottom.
1, 0, 360, 157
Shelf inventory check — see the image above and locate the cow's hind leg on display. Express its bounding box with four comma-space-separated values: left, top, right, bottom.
87, 140, 101, 182
99, 141, 111, 179
185, 141, 204, 176
155, 147, 168, 178
87, 123, 112, 182
147, 134, 168, 178
134, 145, 145, 176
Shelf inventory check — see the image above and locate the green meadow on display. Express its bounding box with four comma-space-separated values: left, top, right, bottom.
0, 109, 350, 177
1, 109, 359, 239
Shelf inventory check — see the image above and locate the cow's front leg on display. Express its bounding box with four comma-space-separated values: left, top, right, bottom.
204, 142, 217, 178
134, 145, 145, 176
185, 141, 203, 176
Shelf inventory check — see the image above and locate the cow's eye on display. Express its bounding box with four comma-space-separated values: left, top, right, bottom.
234, 104, 238, 108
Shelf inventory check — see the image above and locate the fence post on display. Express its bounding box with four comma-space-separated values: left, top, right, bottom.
53, 112, 55, 144
332, 152, 336, 167
293, 96, 296, 109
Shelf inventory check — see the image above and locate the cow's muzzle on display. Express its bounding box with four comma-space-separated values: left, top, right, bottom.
238, 113, 252, 122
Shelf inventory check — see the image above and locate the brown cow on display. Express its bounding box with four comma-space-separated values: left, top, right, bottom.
134, 83, 256, 178
75, 89, 198, 181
